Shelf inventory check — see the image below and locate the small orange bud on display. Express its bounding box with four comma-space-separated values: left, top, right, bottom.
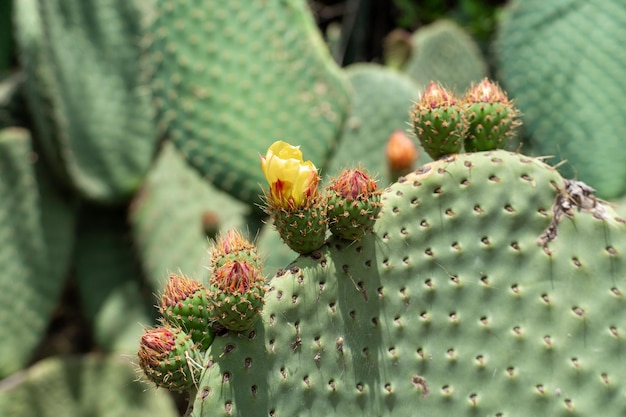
386, 130, 419, 173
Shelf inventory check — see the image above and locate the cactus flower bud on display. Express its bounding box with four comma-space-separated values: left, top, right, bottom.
159, 273, 215, 350
462, 78, 521, 152
327, 168, 382, 241
260, 141, 320, 210
209, 260, 266, 332
411, 81, 466, 159
260, 141, 328, 254
210, 228, 260, 271
138, 326, 203, 392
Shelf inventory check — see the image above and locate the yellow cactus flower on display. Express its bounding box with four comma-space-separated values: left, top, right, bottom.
260, 141, 320, 210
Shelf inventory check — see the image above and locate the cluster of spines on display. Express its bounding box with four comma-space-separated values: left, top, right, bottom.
411, 78, 521, 159
138, 229, 267, 391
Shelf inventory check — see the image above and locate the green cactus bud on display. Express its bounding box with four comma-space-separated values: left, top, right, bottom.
327, 168, 382, 241
209, 260, 265, 332
159, 273, 216, 351
209, 228, 261, 271
260, 141, 328, 254
462, 78, 522, 152
411, 81, 466, 159
269, 196, 328, 254
137, 326, 203, 392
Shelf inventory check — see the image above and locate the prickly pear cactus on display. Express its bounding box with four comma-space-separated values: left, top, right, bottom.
188, 151, 626, 416
496, 0, 626, 199
144, 0, 350, 205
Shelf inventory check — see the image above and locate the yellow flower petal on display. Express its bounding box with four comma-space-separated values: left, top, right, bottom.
260, 141, 319, 209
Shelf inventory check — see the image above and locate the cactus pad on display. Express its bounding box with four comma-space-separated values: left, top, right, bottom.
14, 0, 157, 202
496, 0, 626, 199
188, 150, 626, 416
0, 128, 70, 376
144, 0, 350, 205
0, 355, 178, 417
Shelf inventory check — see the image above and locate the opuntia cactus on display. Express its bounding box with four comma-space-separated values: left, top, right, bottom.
179, 150, 626, 417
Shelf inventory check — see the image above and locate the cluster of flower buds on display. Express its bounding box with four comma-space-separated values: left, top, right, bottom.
411, 78, 521, 160
138, 230, 266, 392
260, 141, 382, 253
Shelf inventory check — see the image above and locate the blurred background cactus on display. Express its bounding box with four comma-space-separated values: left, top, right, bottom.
2, 0, 626, 415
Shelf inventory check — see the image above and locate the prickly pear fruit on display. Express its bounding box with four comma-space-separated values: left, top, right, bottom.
260, 141, 328, 254
137, 326, 203, 392
209, 229, 261, 271
411, 81, 466, 159
386, 129, 419, 181
327, 168, 382, 241
462, 78, 521, 152
159, 273, 215, 350
209, 260, 265, 332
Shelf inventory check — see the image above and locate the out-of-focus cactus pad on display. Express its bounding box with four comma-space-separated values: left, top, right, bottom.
496, 0, 626, 199
0, 128, 71, 377
404, 19, 488, 94
189, 151, 626, 416
0, 355, 179, 417
14, 0, 157, 202
129, 143, 249, 291
144, 0, 350, 205
327, 64, 427, 184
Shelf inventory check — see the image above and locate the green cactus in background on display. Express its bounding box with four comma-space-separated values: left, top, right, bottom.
183, 150, 626, 416
0, 127, 74, 377
496, 0, 626, 199
0, 355, 178, 417
325, 63, 430, 185
14, 0, 158, 203
403, 19, 488, 94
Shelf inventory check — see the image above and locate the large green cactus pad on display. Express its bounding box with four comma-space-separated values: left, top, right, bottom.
189, 151, 626, 416
0, 128, 73, 377
496, 0, 626, 199
14, 0, 157, 203
326, 64, 429, 184
0, 355, 178, 417
144, 0, 350, 205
